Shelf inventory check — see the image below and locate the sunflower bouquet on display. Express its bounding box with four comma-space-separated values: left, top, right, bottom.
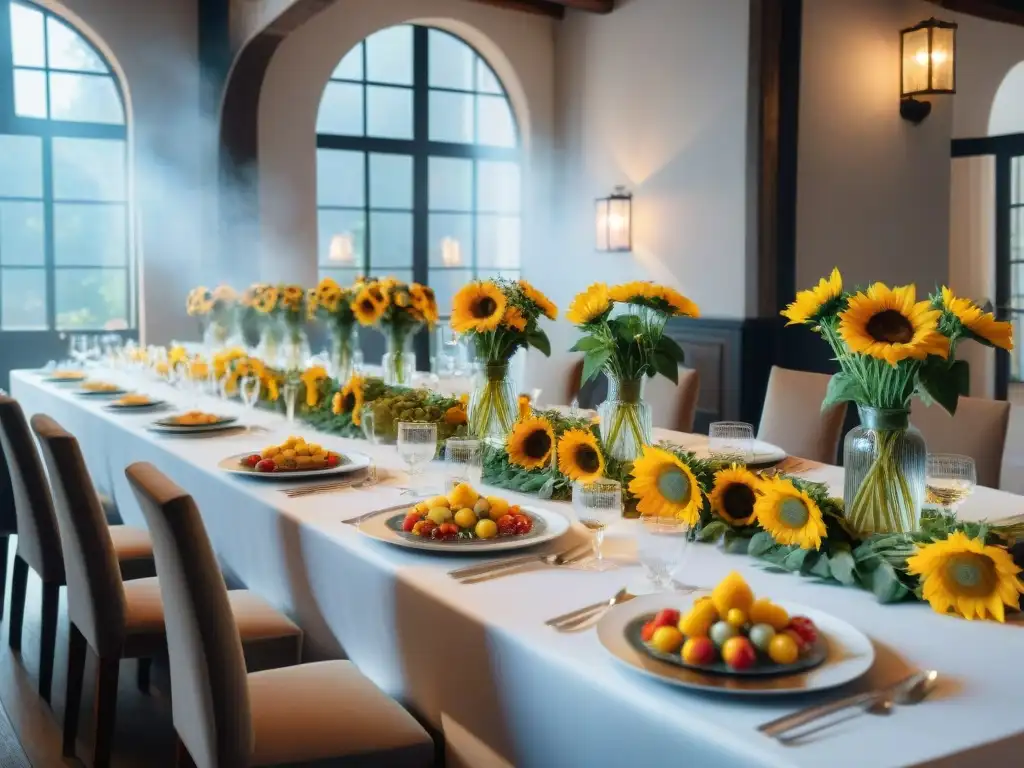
451, 278, 557, 442
312, 277, 362, 381
240, 283, 269, 347
784, 270, 1013, 535
567, 281, 699, 461
349, 278, 438, 386
251, 284, 310, 370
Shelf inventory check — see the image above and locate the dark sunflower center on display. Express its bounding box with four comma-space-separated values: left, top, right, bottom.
342, 393, 356, 411
523, 430, 552, 459
575, 445, 601, 473
779, 499, 809, 528
944, 554, 996, 597
656, 467, 691, 504
722, 483, 756, 519
359, 299, 375, 313
866, 310, 914, 344
473, 297, 498, 318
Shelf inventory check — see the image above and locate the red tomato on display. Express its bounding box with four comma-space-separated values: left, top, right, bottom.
326, 454, 340, 467
402, 514, 420, 533
787, 616, 818, 645
783, 628, 811, 653
653, 609, 681, 629
640, 620, 658, 642
255, 459, 276, 473
412, 520, 436, 538
245, 454, 262, 468
513, 513, 533, 535
434, 522, 460, 540
496, 514, 518, 536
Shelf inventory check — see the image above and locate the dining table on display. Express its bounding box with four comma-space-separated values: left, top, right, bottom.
10, 368, 1024, 768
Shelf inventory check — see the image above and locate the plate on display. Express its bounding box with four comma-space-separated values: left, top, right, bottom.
105, 398, 167, 411
43, 372, 87, 383
217, 450, 371, 479
359, 503, 571, 552
692, 439, 787, 468
75, 386, 127, 397
147, 415, 239, 434
596, 593, 874, 696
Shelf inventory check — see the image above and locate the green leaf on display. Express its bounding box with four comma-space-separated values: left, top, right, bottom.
699, 521, 729, 542
724, 537, 750, 555
867, 562, 909, 603
526, 329, 552, 357
918, 358, 969, 416
657, 334, 687, 364
822, 372, 866, 411
652, 351, 679, 384
748, 531, 777, 557
538, 477, 555, 499
809, 554, 833, 579
569, 336, 605, 353
581, 348, 612, 384
783, 548, 811, 571
828, 550, 857, 586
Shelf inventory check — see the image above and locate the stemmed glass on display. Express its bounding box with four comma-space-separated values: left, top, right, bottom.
925, 454, 976, 514
444, 438, 482, 491
572, 479, 622, 571
397, 422, 438, 496
282, 380, 300, 424
240, 375, 261, 415
708, 422, 754, 463
636, 514, 692, 591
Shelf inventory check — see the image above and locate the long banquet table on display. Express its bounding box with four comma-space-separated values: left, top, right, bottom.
11, 369, 1024, 767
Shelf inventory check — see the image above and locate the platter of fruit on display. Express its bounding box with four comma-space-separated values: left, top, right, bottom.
75, 381, 126, 396
106, 394, 165, 410
147, 411, 239, 433
43, 370, 87, 383
359, 482, 570, 552
595, 572, 874, 696
218, 436, 370, 479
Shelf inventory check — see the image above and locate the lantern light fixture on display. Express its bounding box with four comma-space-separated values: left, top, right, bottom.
899, 17, 957, 124
595, 186, 632, 252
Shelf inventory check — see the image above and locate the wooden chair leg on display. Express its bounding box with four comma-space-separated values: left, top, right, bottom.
0, 534, 10, 622
136, 657, 151, 694
176, 735, 197, 768
38, 581, 59, 704
8, 555, 27, 651
93, 656, 120, 768
63, 623, 86, 759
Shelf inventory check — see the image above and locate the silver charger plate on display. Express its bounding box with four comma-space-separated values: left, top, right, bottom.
218, 450, 371, 480
105, 398, 167, 411
74, 386, 127, 397
147, 415, 239, 434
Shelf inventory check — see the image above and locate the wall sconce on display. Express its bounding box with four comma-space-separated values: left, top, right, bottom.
595, 186, 632, 252
440, 236, 462, 266
900, 17, 957, 124
328, 233, 354, 263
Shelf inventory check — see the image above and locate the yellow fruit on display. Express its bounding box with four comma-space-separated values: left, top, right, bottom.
311, 452, 327, 463
286, 436, 300, 447
678, 598, 719, 638
726, 608, 748, 629
414, 502, 430, 514
768, 633, 799, 665
750, 598, 789, 630
295, 456, 312, 466
486, 496, 509, 519
711, 571, 754, 616
454, 508, 478, 529
475, 519, 498, 539
427, 495, 451, 509
307, 443, 322, 455
262, 446, 280, 459
281, 449, 296, 460
448, 482, 480, 509
310, 459, 327, 469
295, 445, 310, 457
427, 507, 453, 525
650, 626, 684, 654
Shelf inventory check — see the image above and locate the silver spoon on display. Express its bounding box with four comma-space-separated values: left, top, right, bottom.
868, 669, 939, 715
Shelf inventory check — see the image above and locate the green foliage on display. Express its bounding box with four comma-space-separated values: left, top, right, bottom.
570, 304, 684, 386
821, 371, 866, 411
917, 358, 969, 416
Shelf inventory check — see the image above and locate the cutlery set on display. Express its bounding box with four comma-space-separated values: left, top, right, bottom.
282, 466, 380, 497
447, 542, 593, 584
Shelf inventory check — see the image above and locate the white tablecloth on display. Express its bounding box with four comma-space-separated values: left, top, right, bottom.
11, 370, 1024, 768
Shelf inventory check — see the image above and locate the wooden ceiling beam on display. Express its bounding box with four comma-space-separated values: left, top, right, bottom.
468, 0, 614, 18
925, 0, 1024, 27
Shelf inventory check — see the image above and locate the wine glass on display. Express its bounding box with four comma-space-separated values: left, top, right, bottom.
240, 375, 261, 414
636, 514, 692, 591
360, 407, 388, 445
444, 438, 482, 491
708, 422, 754, 463
397, 421, 438, 496
572, 479, 622, 571
282, 380, 299, 423
926, 454, 976, 514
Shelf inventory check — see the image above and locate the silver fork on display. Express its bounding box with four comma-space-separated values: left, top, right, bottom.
341, 503, 409, 527
546, 588, 636, 631
452, 542, 593, 584
284, 467, 379, 497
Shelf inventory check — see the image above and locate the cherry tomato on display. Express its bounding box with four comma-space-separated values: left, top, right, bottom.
513, 513, 533, 535
255, 459, 276, 473
782, 628, 810, 653
402, 513, 420, 533
326, 454, 340, 467
653, 609, 681, 629
434, 522, 460, 540
245, 454, 262, 468
412, 520, 436, 538
640, 620, 658, 642
496, 514, 518, 536
787, 616, 818, 645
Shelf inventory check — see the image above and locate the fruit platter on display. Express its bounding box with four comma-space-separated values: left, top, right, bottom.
148, 411, 238, 434
76, 381, 125, 396
388, 483, 542, 543
218, 436, 371, 480
44, 370, 87, 382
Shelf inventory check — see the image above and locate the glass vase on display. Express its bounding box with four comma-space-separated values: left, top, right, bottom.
598, 376, 653, 462
280, 323, 310, 373
843, 407, 926, 535
203, 312, 244, 353
382, 331, 414, 386
330, 323, 358, 383
255, 316, 284, 365
468, 361, 517, 444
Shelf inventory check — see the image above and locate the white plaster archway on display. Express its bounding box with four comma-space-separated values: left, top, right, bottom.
989, 60, 1024, 137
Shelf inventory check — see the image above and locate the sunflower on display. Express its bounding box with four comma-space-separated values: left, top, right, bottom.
518, 279, 558, 320
754, 477, 827, 550
253, 285, 279, 314
839, 283, 949, 365
608, 281, 651, 303
352, 283, 388, 326
211, 285, 237, 305
281, 284, 305, 312
186, 287, 213, 316
782, 268, 844, 326
518, 394, 532, 420
506, 416, 555, 469
300, 366, 329, 407
306, 288, 319, 320
557, 429, 606, 483
658, 286, 701, 318
566, 283, 611, 325
940, 287, 1013, 351
709, 465, 761, 526
410, 283, 439, 325
334, 375, 365, 424
907, 531, 1024, 622
628, 445, 702, 523
451, 282, 507, 334
502, 305, 528, 332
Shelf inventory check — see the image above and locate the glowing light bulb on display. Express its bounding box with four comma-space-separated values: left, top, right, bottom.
441, 236, 462, 266
329, 233, 354, 263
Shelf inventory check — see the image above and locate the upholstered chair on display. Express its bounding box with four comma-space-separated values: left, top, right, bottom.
757, 366, 848, 464
646, 367, 701, 433
912, 396, 1011, 489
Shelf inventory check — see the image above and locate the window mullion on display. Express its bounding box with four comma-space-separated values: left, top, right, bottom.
412, 25, 429, 369
42, 135, 55, 329
0, 0, 15, 127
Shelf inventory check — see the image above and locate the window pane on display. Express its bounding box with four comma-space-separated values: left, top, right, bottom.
1, 269, 47, 330
365, 26, 412, 85
366, 86, 412, 139
429, 91, 473, 143
319, 267, 364, 287
49, 72, 124, 124
369, 154, 412, 209
55, 268, 128, 330
46, 16, 107, 72
428, 157, 472, 211
429, 214, 473, 268
317, 82, 363, 135
316, 149, 364, 207
429, 30, 474, 90
477, 160, 520, 213
317, 209, 365, 267
0, 135, 43, 198
54, 203, 127, 266
0, 202, 45, 265
477, 215, 520, 269
369, 212, 412, 269
477, 95, 516, 147
53, 137, 126, 201
14, 69, 47, 118
10, 3, 45, 67
374, 269, 414, 287
427, 269, 473, 316
332, 43, 363, 80
476, 60, 503, 94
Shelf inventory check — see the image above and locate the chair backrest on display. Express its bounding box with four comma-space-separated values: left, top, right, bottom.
0, 396, 63, 581
757, 366, 848, 464
1000, 405, 1024, 496
30, 415, 126, 655
646, 368, 701, 433
126, 462, 251, 768
0, 442, 16, 537
912, 395, 1010, 489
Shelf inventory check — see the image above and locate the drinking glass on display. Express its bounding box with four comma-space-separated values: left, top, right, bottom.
444, 438, 482, 490
925, 453, 976, 513
240, 375, 261, 415
397, 421, 438, 496
708, 421, 754, 463
360, 407, 388, 445
572, 479, 622, 571
636, 515, 692, 590
282, 381, 300, 423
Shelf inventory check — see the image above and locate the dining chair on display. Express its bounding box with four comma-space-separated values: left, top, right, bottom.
645, 367, 701, 433
0, 445, 16, 624
911, 396, 1011, 489
0, 394, 156, 705
757, 366, 848, 464
999, 405, 1024, 496
31, 416, 305, 768
125, 461, 435, 768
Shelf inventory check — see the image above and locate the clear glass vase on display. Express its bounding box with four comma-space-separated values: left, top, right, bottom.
598, 376, 653, 462
330, 323, 358, 383
843, 407, 926, 535
382, 331, 414, 386
255, 317, 284, 365
280, 323, 310, 372
468, 362, 517, 443
203, 312, 244, 353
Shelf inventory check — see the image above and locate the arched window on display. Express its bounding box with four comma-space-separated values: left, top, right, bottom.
0, 0, 131, 340
316, 25, 520, 315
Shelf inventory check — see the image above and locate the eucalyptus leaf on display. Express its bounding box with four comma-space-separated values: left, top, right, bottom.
748, 531, 777, 558
867, 561, 909, 603
699, 521, 729, 542
724, 537, 750, 555
809, 554, 833, 579
828, 550, 857, 586
822, 371, 866, 411
783, 548, 811, 571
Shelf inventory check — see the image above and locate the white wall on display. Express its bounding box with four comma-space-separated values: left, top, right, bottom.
41, 0, 207, 345
950, 11, 1024, 138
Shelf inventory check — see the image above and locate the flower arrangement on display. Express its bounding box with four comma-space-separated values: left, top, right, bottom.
352, 277, 438, 386
250, 284, 309, 370
450, 278, 557, 441
783, 270, 1013, 535
186, 287, 213, 318
312, 277, 363, 381
567, 281, 699, 460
